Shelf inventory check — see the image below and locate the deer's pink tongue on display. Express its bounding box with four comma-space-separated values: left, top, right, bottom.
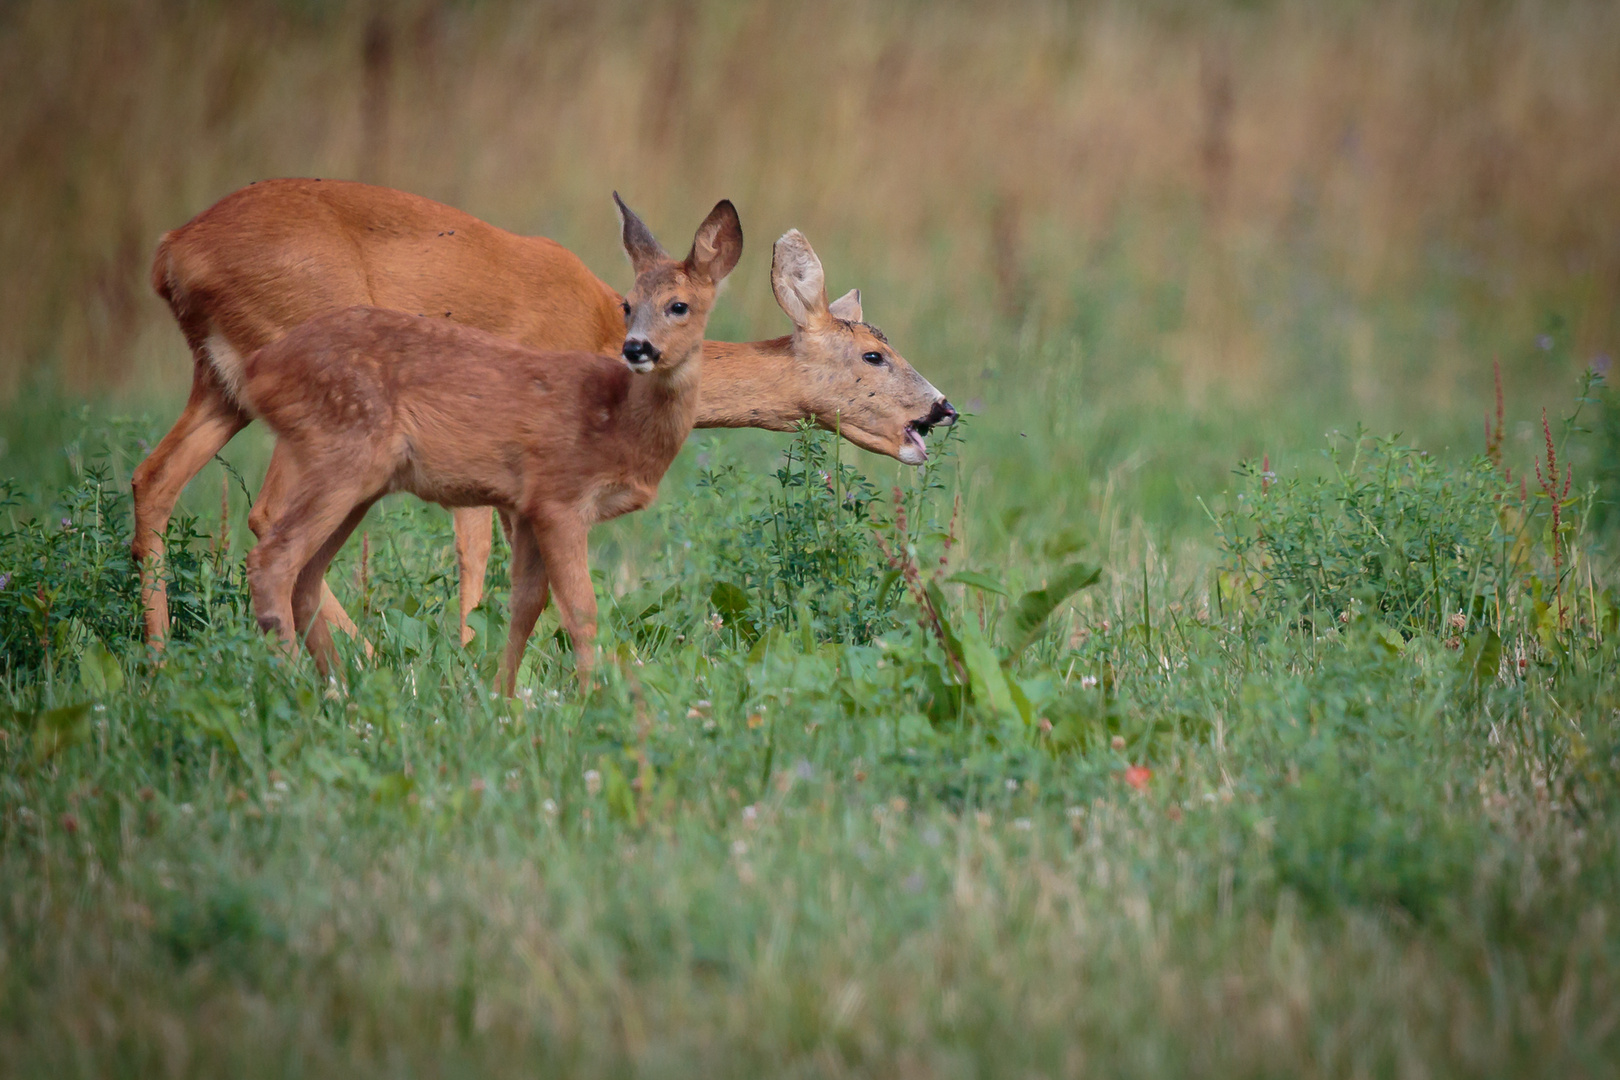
905, 426, 928, 460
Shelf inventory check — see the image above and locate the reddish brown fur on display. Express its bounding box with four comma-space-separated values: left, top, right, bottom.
135, 179, 951, 651
244, 199, 741, 692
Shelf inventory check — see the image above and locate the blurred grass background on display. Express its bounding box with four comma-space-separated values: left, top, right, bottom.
4, 0, 1615, 412
2, 0, 1618, 560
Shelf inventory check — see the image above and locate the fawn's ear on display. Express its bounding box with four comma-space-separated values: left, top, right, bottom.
686, 199, 743, 285
828, 288, 863, 323
614, 192, 667, 275
771, 230, 829, 330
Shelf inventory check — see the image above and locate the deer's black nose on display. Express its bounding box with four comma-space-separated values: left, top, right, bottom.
929, 398, 958, 427
622, 338, 660, 368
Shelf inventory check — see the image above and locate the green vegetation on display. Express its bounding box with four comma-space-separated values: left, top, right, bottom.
4, 0, 1620, 1074
2, 371, 1617, 1074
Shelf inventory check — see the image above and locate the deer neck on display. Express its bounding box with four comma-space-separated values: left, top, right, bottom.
625, 347, 704, 466
693, 337, 811, 431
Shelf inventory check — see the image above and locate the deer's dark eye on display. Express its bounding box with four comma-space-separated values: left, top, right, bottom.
621, 300, 631, 316
669, 301, 689, 316
862, 351, 885, 366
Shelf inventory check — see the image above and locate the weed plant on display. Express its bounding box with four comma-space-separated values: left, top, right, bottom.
2, 376, 1618, 1075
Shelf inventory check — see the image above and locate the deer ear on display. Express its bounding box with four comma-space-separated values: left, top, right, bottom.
686, 199, 743, 284
614, 192, 667, 274
828, 288, 863, 323
771, 230, 829, 330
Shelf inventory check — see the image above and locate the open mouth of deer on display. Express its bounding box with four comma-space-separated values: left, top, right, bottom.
904, 399, 958, 461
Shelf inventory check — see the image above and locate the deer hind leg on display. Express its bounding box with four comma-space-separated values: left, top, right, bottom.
531, 518, 596, 691
453, 506, 495, 646
289, 499, 378, 677
251, 454, 372, 656
498, 518, 551, 697
247, 460, 372, 661
130, 367, 249, 647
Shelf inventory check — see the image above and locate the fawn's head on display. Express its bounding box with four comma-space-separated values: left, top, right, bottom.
615, 194, 743, 375
771, 230, 955, 465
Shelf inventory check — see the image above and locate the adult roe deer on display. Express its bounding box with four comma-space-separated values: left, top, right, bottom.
246, 195, 740, 691
138, 179, 955, 650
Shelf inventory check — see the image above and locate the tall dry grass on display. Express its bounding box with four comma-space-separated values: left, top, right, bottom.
1, 0, 1616, 410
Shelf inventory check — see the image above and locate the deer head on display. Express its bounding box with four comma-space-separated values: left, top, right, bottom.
771, 229, 955, 464
616, 193, 743, 374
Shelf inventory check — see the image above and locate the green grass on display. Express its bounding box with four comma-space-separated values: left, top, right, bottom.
1, 366, 1618, 1076
5, 0, 1620, 1071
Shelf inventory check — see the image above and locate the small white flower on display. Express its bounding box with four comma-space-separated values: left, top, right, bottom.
731, 839, 748, 856
742, 804, 758, 823
273, 780, 289, 793
1013, 818, 1032, 831
1066, 805, 1084, 819
541, 799, 558, 816
1080, 675, 1099, 689
583, 769, 602, 796
1005, 778, 1019, 792
179, 803, 194, 816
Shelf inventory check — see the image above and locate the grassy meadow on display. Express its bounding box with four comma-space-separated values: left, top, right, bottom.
3, 0, 1620, 1075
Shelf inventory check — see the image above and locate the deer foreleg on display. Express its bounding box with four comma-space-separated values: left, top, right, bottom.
498, 520, 553, 696
453, 505, 496, 646
532, 518, 596, 691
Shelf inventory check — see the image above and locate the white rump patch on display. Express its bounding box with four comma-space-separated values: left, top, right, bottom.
204, 333, 251, 410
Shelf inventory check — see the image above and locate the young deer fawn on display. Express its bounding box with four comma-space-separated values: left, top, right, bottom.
138, 178, 954, 652
244, 195, 741, 691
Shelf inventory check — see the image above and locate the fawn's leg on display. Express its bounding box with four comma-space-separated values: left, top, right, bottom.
251, 456, 371, 654
453, 506, 495, 647
130, 371, 249, 647
531, 517, 597, 690
247, 464, 371, 658
290, 498, 378, 676
499, 519, 552, 697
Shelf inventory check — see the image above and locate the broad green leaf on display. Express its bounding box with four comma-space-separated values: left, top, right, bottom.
709, 580, 758, 641
33, 702, 91, 764
601, 756, 638, 823
1374, 625, 1405, 655
946, 570, 1011, 598
747, 627, 789, 666
78, 637, 124, 698
1003, 562, 1102, 658
1460, 628, 1501, 684
924, 581, 965, 671
875, 568, 904, 611
1007, 676, 1035, 726
958, 610, 1017, 719
179, 690, 245, 758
